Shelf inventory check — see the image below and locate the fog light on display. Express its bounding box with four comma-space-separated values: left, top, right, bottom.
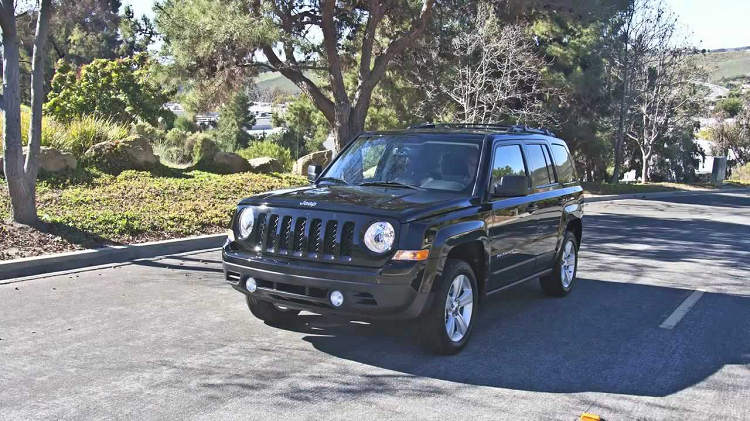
246, 277, 257, 293
330, 290, 344, 307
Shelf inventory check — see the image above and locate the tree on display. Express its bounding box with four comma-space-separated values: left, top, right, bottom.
708, 102, 750, 171
214, 91, 255, 152
272, 95, 330, 157
1, 0, 53, 226
443, 4, 556, 124
117, 5, 158, 57
44, 54, 175, 126
157, 0, 437, 150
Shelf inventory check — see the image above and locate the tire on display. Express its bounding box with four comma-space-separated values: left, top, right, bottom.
540, 231, 579, 297
246, 296, 300, 325
421, 259, 479, 355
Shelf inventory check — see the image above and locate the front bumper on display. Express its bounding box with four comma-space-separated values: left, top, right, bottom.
222, 244, 434, 320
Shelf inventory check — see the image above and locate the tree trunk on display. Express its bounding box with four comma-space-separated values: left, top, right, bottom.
641, 150, 651, 183
1, 0, 52, 226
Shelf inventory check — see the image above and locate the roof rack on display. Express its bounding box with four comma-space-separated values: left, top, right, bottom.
408, 122, 555, 137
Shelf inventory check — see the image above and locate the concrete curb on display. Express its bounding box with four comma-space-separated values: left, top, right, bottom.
0, 233, 226, 281
584, 187, 750, 203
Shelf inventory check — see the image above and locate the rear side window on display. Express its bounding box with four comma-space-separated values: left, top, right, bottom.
525, 144, 554, 187
491, 145, 527, 184
551, 144, 576, 183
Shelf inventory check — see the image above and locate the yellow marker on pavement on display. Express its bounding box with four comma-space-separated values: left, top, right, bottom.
580, 413, 601, 421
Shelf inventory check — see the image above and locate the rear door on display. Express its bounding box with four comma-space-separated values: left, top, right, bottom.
486, 142, 538, 291
523, 142, 564, 270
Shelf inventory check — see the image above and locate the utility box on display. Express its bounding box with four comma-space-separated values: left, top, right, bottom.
711, 157, 727, 184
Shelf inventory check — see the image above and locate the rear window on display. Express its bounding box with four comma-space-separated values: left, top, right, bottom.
526, 144, 554, 187
550, 144, 576, 183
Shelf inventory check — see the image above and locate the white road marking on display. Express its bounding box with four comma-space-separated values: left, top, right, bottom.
660, 290, 705, 329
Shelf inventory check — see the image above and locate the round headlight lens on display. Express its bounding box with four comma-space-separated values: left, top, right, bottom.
238, 208, 254, 239
363, 221, 395, 254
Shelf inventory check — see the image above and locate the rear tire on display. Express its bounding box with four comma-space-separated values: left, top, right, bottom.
421, 259, 479, 355
246, 296, 300, 325
540, 231, 579, 297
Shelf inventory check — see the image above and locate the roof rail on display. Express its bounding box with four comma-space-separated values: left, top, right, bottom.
408, 122, 555, 137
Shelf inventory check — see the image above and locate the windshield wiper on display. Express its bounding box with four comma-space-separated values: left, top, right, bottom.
358, 181, 423, 191
316, 176, 349, 186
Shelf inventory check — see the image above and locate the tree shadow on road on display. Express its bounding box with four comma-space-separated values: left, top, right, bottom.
277, 278, 750, 398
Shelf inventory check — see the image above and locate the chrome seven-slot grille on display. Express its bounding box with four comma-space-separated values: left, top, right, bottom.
251, 211, 357, 259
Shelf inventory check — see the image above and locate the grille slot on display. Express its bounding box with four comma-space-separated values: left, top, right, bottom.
255, 213, 267, 246
225, 271, 242, 285
308, 219, 323, 254
293, 218, 307, 252
340, 222, 355, 257
323, 220, 338, 255
353, 292, 377, 306
280, 216, 293, 251
266, 214, 280, 250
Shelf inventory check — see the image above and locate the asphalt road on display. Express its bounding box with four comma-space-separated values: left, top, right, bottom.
2, 191, 749, 420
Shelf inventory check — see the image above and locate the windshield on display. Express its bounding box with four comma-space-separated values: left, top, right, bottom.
320, 135, 483, 193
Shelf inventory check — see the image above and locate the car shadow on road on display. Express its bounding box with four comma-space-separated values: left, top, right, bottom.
273, 278, 749, 398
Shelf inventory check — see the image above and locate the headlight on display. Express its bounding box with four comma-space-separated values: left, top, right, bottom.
363, 221, 395, 253
238, 208, 254, 239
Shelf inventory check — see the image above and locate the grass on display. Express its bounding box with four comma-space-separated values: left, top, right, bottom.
0, 167, 307, 250
581, 182, 719, 196
702, 50, 750, 83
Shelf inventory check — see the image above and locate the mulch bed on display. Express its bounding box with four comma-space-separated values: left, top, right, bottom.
0, 222, 84, 261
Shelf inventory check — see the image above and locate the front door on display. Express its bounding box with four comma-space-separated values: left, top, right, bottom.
487, 143, 538, 291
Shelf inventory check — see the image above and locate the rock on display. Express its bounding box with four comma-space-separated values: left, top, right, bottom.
83, 135, 159, 172
248, 157, 283, 174
0, 147, 77, 174
212, 151, 252, 173
293, 150, 333, 175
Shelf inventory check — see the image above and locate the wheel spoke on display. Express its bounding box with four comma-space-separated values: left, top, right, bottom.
446, 314, 456, 336
456, 290, 472, 307
455, 313, 468, 335
451, 277, 462, 300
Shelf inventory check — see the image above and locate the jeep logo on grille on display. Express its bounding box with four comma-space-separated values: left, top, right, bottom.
300, 201, 317, 207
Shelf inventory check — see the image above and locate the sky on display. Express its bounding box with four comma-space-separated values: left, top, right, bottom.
123, 0, 750, 51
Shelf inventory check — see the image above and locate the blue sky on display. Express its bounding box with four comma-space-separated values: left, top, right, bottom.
122, 0, 750, 50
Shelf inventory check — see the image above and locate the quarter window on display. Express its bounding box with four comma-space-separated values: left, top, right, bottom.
526, 144, 554, 187
491, 145, 527, 185
551, 144, 576, 183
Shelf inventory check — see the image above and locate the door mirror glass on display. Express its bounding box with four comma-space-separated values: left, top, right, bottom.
493, 175, 529, 197
307, 165, 322, 182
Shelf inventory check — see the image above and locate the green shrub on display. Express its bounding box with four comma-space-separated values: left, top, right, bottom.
47, 115, 130, 157
130, 121, 164, 144
152, 128, 192, 165
732, 162, 750, 182
191, 133, 218, 164
173, 116, 198, 133
0, 106, 65, 154
238, 140, 293, 171
715, 97, 743, 117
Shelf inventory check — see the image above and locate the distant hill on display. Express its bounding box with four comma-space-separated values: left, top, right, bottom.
702, 50, 750, 84
254, 71, 319, 95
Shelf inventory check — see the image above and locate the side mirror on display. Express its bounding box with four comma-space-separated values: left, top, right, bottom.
307, 165, 322, 182
492, 175, 529, 197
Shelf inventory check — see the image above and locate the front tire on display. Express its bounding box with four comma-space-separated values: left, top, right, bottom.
246, 296, 300, 325
540, 231, 579, 297
421, 259, 479, 355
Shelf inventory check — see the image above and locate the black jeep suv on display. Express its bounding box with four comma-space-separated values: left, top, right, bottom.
222, 123, 584, 354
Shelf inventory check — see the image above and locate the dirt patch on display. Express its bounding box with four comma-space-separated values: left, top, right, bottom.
0, 222, 84, 261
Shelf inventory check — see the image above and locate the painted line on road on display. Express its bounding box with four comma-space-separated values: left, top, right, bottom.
660, 289, 705, 329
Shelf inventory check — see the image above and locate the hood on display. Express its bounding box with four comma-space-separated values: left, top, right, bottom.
239, 185, 476, 222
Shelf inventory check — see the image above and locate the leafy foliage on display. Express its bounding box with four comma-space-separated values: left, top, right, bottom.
715, 98, 743, 117
46, 115, 130, 158
174, 116, 199, 133
0, 168, 307, 247
213, 91, 256, 152
238, 139, 293, 172
272, 95, 330, 155
45, 54, 175, 126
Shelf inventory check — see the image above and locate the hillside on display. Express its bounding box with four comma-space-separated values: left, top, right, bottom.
702, 49, 750, 84
254, 71, 320, 95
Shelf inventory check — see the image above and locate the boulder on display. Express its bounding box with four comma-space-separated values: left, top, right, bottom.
248, 157, 283, 174
83, 135, 159, 172
213, 151, 252, 173
0, 147, 77, 174
292, 150, 333, 175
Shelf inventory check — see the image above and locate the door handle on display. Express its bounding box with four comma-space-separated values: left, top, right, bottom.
527, 203, 538, 213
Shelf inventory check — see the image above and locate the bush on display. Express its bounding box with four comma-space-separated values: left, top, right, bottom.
238, 139, 293, 171
191, 133, 218, 164
130, 121, 164, 144
150, 128, 193, 165
731, 162, 750, 181
715, 97, 743, 117
0, 106, 66, 154
47, 115, 130, 157
173, 116, 198, 133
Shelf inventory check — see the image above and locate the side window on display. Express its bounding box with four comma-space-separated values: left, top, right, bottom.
541, 145, 557, 183
525, 144, 553, 187
491, 145, 527, 184
551, 144, 576, 183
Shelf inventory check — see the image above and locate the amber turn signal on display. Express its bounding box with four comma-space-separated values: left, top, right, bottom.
392, 249, 430, 261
